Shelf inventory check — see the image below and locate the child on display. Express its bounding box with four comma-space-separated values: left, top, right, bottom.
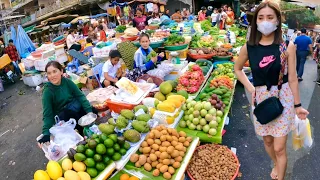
98, 25, 107, 42
101, 50, 125, 87
127, 33, 164, 81
5, 39, 21, 76
83, 38, 94, 57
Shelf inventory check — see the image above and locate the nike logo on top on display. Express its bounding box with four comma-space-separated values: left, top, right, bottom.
259, 55, 276, 68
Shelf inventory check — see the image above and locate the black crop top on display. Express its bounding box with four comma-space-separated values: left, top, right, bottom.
247, 43, 288, 90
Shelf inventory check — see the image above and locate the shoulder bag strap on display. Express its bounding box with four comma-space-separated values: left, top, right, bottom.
278, 42, 287, 90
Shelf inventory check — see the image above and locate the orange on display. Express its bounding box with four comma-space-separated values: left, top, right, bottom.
166, 116, 175, 124
128, 176, 140, 180
120, 174, 130, 180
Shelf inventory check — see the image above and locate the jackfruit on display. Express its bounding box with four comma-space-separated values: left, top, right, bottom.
123, 129, 141, 142
98, 124, 115, 135
120, 109, 134, 120
108, 118, 116, 125
136, 114, 151, 122
116, 117, 128, 129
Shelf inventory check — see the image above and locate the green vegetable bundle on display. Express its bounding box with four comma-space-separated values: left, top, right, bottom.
164, 34, 185, 46
146, 51, 157, 62
115, 25, 126, 33
200, 20, 212, 32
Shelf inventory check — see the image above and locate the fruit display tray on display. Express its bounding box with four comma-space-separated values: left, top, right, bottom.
121, 137, 200, 180
180, 62, 214, 100
176, 80, 237, 143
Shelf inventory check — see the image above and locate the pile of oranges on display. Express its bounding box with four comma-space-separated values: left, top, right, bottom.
120, 173, 139, 180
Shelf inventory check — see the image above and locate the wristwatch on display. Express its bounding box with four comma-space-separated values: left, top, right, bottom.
294, 103, 302, 108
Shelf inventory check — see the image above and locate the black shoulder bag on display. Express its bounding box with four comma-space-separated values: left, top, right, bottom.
253, 42, 287, 125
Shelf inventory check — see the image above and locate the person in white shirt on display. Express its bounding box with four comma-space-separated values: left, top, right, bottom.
211, 8, 218, 26
66, 29, 76, 49
290, 29, 298, 42
101, 50, 125, 87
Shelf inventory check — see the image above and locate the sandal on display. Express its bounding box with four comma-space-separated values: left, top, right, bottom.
270, 167, 278, 180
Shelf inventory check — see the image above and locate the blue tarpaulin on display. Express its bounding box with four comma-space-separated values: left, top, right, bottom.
90, 13, 109, 19
61, 23, 71, 28
14, 25, 36, 56
10, 25, 16, 45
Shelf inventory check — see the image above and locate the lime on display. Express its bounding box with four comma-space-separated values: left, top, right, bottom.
87, 167, 98, 178
108, 134, 118, 143
117, 137, 125, 146
106, 148, 115, 156
74, 153, 86, 162
85, 149, 95, 158
91, 134, 98, 139
123, 142, 131, 150
96, 162, 106, 171
94, 138, 100, 144
88, 139, 97, 149
84, 158, 95, 168
119, 148, 127, 156
113, 144, 121, 152
103, 156, 112, 165
76, 145, 86, 153
96, 144, 107, 155
104, 139, 114, 148
112, 152, 122, 161
99, 133, 108, 142
93, 154, 102, 162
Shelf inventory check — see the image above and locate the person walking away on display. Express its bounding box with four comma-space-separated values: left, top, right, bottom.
133, 8, 147, 31
290, 29, 298, 42
198, 7, 207, 21
239, 9, 249, 27
211, 8, 218, 26
171, 9, 183, 23
294, 28, 313, 81
234, 2, 309, 180
5, 39, 21, 76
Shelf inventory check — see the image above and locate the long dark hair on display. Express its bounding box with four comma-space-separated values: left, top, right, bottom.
248, 2, 283, 46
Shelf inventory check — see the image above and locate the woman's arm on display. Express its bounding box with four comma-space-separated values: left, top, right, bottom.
287, 42, 300, 105
134, 51, 155, 71
42, 89, 55, 136
234, 44, 255, 94
68, 79, 92, 113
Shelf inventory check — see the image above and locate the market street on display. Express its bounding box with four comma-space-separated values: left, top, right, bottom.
0, 60, 318, 180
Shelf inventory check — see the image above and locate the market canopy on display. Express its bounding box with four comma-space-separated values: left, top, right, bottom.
40, 14, 79, 26
69, 16, 90, 24
0, 15, 25, 21
90, 13, 109, 19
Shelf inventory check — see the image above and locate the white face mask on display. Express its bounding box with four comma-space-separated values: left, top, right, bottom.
257, 21, 278, 36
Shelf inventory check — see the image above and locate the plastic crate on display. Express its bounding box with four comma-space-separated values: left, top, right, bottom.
22, 73, 43, 87
106, 99, 135, 114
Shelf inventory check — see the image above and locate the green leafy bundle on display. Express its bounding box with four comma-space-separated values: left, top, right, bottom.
164, 34, 185, 46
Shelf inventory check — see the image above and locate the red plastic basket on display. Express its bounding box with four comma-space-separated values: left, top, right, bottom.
187, 144, 240, 180
188, 52, 216, 60
54, 38, 66, 46
106, 99, 135, 114
121, 36, 139, 42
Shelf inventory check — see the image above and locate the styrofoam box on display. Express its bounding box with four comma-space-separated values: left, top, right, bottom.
56, 54, 68, 64
34, 58, 51, 71
22, 73, 43, 87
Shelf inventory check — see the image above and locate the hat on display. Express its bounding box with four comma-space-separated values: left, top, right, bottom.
201, 6, 207, 10
208, 6, 213, 10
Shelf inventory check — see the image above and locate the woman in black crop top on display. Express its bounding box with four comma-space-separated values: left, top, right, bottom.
234, 2, 309, 180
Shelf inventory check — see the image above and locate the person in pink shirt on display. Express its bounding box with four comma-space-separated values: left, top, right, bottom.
198, 7, 207, 21
133, 8, 147, 31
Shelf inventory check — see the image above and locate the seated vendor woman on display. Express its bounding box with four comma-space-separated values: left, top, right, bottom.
127, 33, 164, 81
38, 61, 96, 144
100, 50, 125, 87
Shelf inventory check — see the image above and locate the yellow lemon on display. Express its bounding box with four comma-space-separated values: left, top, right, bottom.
166, 116, 175, 124
78, 171, 91, 180
62, 158, 73, 171
73, 161, 86, 172
150, 108, 156, 117
65, 170, 81, 180
34, 170, 50, 180
47, 161, 63, 179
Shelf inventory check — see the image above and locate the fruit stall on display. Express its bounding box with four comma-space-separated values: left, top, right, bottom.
33, 20, 247, 180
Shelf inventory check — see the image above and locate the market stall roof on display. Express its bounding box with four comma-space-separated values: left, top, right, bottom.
0, 15, 25, 21
90, 13, 109, 19
24, 25, 36, 33
40, 14, 79, 26
69, 16, 90, 24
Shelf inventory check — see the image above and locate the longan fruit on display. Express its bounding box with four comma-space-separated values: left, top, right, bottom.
151, 149, 155, 153
160, 165, 169, 173
161, 130, 168, 135
150, 154, 157, 162
163, 172, 172, 179
143, 147, 151, 154
135, 161, 141, 168
167, 128, 173, 134
160, 135, 167, 142
170, 159, 175, 165
178, 137, 186, 143
173, 162, 181, 168
147, 139, 154, 145
171, 130, 179, 137
149, 132, 155, 139
175, 144, 184, 151
152, 144, 159, 151
139, 147, 143, 153
160, 152, 169, 160
155, 151, 161, 158
141, 141, 148, 147
171, 141, 178, 147
156, 163, 163, 170
168, 166, 175, 174
166, 135, 173, 142
174, 156, 183, 162
172, 136, 178, 142
179, 131, 187, 137
154, 131, 161, 139
130, 154, 139, 163
179, 151, 185, 157
183, 141, 190, 147
154, 139, 161, 145
171, 150, 179, 158
182, 146, 187, 152
186, 136, 193, 142
159, 146, 167, 152
162, 141, 171, 147
167, 146, 174, 154
151, 161, 159, 168
144, 163, 152, 172
153, 169, 160, 177
138, 155, 147, 165
162, 159, 170, 165
147, 157, 151, 164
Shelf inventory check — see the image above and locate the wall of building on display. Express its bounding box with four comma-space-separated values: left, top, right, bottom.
38, 0, 56, 8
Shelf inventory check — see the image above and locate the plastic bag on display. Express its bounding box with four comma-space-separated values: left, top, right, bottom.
292, 116, 313, 150
47, 142, 64, 161
49, 119, 79, 152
